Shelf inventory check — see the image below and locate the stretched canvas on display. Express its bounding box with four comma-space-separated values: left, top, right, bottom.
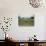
18, 16, 34, 26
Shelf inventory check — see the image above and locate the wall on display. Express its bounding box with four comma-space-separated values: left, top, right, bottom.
44, 15, 46, 40
0, 0, 46, 40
